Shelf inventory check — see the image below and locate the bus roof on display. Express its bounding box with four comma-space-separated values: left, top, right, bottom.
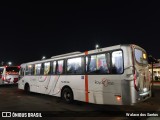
20, 44, 144, 66
51, 51, 81, 59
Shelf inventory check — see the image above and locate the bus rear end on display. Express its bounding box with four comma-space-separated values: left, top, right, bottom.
2, 66, 20, 84
131, 45, 151, 104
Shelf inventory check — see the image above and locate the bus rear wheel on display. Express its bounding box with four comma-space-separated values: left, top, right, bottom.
61, 87, 73, 103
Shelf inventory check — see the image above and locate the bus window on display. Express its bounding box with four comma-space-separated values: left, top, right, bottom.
112, 51, 123, 74
86, 55, 96, 73
27, 65, 34, 75
106, 53, 111, 73
44, 62, 50, 75
86, 53, 110, 74
35, 64, 41, 75
31, 65, 35, 75
28, 65, 32, 75
19, 68, 24, 76
97, 54, 109, 73
135, 49, 148, 65
25, 65, 29, 75
19, 67, 25, 80
57, 60, 64, 74
52, 61, 57, 74
67, 57, 82, 74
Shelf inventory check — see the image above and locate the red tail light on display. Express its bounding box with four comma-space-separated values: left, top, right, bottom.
14, 78, 18, 83
2, 76, 5, 81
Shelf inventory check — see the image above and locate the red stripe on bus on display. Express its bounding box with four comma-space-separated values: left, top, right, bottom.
85, 75, 89, 102
85, 51, 88, 55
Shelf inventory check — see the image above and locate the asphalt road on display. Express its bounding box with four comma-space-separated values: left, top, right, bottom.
0, 84, 160, 120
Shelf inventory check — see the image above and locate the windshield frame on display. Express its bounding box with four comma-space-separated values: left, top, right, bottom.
134, 48, 148, 66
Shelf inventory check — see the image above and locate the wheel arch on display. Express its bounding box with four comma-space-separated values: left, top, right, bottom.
24, 82, 29, 88
61, 85, 74, 99
24, 82, 30, 92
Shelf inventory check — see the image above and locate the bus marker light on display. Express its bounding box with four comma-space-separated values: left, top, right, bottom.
115, 95, 121, 101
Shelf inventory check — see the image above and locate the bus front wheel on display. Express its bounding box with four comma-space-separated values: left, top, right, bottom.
61, 87, 74, 103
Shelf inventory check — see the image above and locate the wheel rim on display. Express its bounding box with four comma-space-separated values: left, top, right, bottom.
64, 91, 71, 101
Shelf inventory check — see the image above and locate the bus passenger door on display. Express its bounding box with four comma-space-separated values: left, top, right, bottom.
37, 62, 52, 94
38, 75, 51, 94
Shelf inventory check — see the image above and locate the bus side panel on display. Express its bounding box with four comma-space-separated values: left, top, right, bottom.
46, 75, 84, 98
48, 75, 64, 97
64, 75, 86, 102
121, 80, 132, 105
36, 75, 51, 94
18, 79, 24, 90
121, 45, 135, 105
18, 76, 27, 90
88, 75, 122, 105
29, 76, 39, 92
18, 76, 38, 93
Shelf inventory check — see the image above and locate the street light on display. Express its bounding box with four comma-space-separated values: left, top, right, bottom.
8, 62, 12, 66
42, 56, 46, 60
95, 44, 99, 49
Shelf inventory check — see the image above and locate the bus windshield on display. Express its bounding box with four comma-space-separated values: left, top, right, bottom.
6, 67, 20, 74
134, 49, 148, 65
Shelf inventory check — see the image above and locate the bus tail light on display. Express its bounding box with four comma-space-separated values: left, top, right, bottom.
2, 76, 5, 81
115, 95, 121, 101
14, 78, 18, 83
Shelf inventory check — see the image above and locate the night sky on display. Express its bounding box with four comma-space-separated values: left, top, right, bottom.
0, 2, 160, 65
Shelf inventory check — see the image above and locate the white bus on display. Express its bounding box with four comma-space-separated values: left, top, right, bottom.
0, 66, 20, 84
18, 44, 151, 105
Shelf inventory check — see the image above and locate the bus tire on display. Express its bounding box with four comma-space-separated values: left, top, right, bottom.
24, 83, 30, 94
61, 87, 74, 103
